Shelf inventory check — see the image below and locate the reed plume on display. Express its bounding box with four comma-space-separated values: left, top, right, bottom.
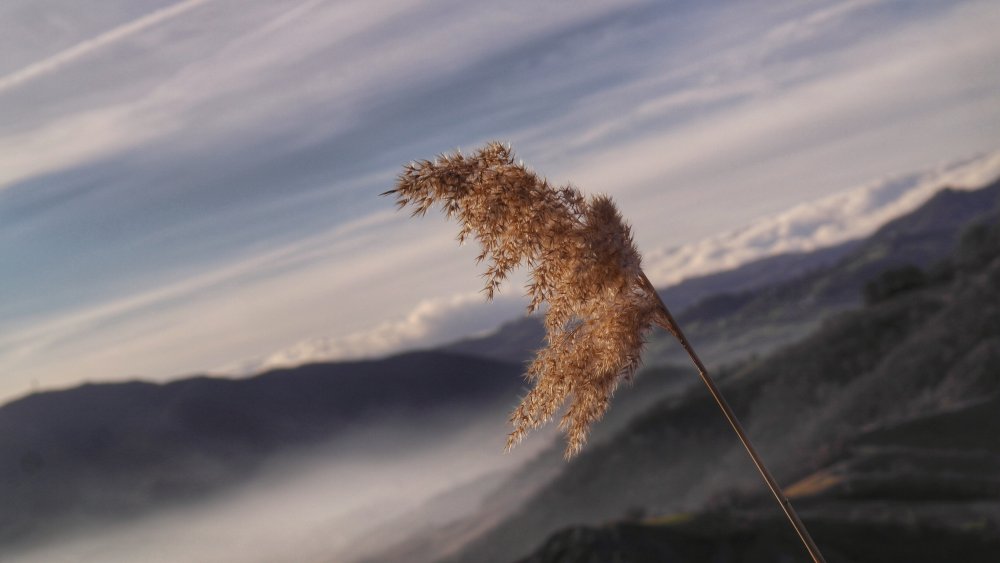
385, 142, 664, 457
384, 141, 825, 562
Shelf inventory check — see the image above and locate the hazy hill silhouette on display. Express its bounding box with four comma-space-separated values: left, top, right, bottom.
0, 352, 522, 546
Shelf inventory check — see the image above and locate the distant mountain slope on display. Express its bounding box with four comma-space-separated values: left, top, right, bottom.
519, 398, 1000, 563
443, 241, 859, 365
444, 315, 546, 364
453, 189, 1000, 562
0, 351, 522, 548
652, 178, 1000, 366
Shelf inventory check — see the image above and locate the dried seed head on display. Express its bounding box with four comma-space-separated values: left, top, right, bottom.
386, 142, 660, 457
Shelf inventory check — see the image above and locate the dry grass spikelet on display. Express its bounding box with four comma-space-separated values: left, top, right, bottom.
384, 142, 662, 457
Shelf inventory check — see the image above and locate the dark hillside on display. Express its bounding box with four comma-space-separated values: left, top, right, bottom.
653, 178, 1000, 366
457, 200, 1000, 562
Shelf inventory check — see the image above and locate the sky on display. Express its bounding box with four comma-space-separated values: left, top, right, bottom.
1, 0, 999, 402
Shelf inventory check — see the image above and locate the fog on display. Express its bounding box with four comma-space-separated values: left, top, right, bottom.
6, 403, 556, 563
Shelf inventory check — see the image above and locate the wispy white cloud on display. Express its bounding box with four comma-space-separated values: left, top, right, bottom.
522, 0, 886, 159
0, 0, 213, 95
550, 0, 1000, 200
0, 105, 177, 190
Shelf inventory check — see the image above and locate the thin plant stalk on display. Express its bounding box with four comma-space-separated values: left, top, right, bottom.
641, 272, 827, 563
386, 143, 826, 562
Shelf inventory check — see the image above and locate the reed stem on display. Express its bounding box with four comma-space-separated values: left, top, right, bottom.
641, 273, 826, 563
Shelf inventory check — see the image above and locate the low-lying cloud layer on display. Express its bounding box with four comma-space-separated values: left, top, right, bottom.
5, 401, 555, 563
645, 151, 1000, 285
224, 291, 528, 375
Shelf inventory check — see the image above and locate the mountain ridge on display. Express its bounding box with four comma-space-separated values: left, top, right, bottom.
453, 187, 1000, 563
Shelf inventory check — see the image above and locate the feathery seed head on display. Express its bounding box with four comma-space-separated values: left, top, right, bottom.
386, 142, 660, 457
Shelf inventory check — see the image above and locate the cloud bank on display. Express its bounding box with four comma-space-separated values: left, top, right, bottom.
645, 151, 1000, 285
223, 291, 528, 375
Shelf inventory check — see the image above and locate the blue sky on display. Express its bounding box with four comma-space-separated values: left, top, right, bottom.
1, 0, 999, 400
